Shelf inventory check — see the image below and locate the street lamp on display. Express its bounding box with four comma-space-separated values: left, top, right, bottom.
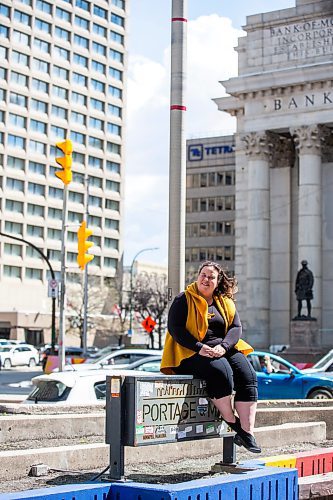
128, 247, 159, 336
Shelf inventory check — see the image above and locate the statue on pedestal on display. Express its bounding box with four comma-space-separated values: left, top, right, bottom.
294, 260, 314, 319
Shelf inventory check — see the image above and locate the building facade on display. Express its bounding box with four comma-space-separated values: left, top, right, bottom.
185, 136, 236, 283
0, 0, 127, 343
215, 0, 333, 348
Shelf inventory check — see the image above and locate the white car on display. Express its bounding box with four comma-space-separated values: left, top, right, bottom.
302, 349, 333, 374
0, 345, 39, 368
62, 348, 163, 371
25, 359, 162, 404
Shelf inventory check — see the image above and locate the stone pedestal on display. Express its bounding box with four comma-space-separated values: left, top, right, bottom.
290, 319, 321, 348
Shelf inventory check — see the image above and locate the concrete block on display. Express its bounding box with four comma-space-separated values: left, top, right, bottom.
299, 471, 333, 499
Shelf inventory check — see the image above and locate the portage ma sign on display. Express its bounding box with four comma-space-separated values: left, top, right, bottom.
123, 375, 227, 446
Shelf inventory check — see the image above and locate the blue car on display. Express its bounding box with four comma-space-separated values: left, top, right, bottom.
248, 351, 333, 399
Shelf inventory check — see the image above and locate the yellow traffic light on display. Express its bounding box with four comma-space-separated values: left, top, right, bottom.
77, 221, 94, 270
55, 139, 73, 185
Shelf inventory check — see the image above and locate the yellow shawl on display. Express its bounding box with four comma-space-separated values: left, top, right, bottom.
160, 282, 253, 374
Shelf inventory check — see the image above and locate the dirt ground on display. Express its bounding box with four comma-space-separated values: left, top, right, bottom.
1, 439, 333, 495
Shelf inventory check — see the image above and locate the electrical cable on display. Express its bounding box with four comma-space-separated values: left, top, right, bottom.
91, 464, 110, 481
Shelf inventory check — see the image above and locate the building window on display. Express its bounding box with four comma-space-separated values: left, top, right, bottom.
72, 91, 87, 106
53, 65, 69, 80
76, 0, 90, 12
33, 38, 50, 53
88, 195, 102, 207
110, 49, 123, 63
73, 53, 88, 67
32, 58, 49, 73
104, 237, 118, 249
106, 180, 120, 192
93, 5, 107, 18
12, 30, 30, 45
36, 0, 52, 15
31, 78, 49, 94
9, 112, 26, 129
105, 218, 119, 229
91, 79, 105, 93
12, 50, 29, 66
108, 85, 122, 99
71, 131, 86, 144
89, 176, 102, 188
89, 117, 103, 129
56, 7, 71, 22
48, 250, 61, 262
73, 72, 87, 87
47, 228, 62, 240
1, 4, 10, 17
28, 161, 45, 175
0, 24, 8, 38
109, 67, 122, 81
35, 18, 51, 33
26, 247, 42, 259
107, 142, 121, 155
4, 221, 23, 236
51, 105, 67, 120
31, 99, 47, 114
74, 34, 89, 49
10, 71, 28, 87
29, 140, 46, 155
52, 85, 68, 100
30, 119, 47, 134
7, 134, 25, 149
4, 243, 22, 257
55, 26, 70, 42
7, 156, 25, 170
92, 41, 106, 56
10, 92, 26, 107
91, 60, 105, 73
72, 152, 85, 165
4, 265, 21, 278
107, 123, 121, 136
90, 97, 104, 112
105, 200, 119, 212
49, 187, 63, 199
28, 182, 45, 196
108, 104, 122, 118
110, 31, 124, 45
26, 268, 43, 280
75, 15, 89, 30
48, 207, 62, 219
27, 225, 43, 237
111, 13, 124, 27
88, 215, 102, 226
89, 136, 103, 149
27, 203, 44, 216
51, 125, 66, 139
88, 156, 103, 169
104, 257, 117, 269
93, 23, 106, 38
5, 199, 24, 213
54, 46, 70, 61
72, 111, 86, 125
106, 161, 120, 174
68, 211, 83, 223
112, 0, 125, 8
69, 191, 84, 204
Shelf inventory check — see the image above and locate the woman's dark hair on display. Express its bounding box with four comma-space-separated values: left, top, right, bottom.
197, 261, 238, 299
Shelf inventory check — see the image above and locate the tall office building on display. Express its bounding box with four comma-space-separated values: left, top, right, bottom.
0, 0, 127, 343
185, 136, 236, 283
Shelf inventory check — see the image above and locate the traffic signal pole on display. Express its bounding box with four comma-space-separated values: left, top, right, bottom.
82, 175, 90, 357
58, 184, 69, 372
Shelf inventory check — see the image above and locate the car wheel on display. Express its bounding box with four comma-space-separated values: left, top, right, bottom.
3, 358, 11, 369
28, 358, 37, 368
308, 389, 333, 399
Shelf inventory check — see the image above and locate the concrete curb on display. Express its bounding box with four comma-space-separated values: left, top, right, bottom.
298, 471, 333, 499
0, 421, 326, 481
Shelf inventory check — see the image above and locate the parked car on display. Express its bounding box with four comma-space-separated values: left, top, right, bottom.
249, 351, 333, 399
40, 346, 102, 371
63, 348, 163, 371
25, 360, 161, 404
0, 345, 39, 369
301, 349, 333, 374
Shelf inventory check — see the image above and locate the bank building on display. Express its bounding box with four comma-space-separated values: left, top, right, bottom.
214, 0, 333, 351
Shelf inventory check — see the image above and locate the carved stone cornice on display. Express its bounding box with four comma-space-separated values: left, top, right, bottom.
270, 133, 295, 169
241, 131, 272, 161
290, 125, 331, 156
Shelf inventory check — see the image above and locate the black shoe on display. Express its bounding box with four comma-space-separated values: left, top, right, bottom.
234, 432, 261, 454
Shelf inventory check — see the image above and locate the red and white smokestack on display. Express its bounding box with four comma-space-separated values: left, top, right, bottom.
168, 0, 187, 301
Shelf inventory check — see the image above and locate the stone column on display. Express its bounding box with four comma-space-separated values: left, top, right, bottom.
291, 125, 326, 320
242, 132, 272, 347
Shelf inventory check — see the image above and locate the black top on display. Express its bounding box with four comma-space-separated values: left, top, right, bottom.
167, 292, 242, 353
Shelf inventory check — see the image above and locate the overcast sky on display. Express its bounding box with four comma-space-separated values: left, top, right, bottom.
123, 0, 295, 266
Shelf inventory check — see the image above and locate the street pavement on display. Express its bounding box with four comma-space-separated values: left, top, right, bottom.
0, 367, 42, 395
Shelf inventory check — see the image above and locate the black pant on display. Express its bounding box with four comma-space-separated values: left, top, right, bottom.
174, 349, 258, 401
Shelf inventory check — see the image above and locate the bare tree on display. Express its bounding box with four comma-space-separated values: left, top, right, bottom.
132, 272, 168, 349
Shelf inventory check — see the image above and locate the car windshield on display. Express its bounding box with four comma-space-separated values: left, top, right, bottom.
137, 362, 161, 372
27, 381, 69, 402
312, 350, 333, 369
0, 347, 11, 352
